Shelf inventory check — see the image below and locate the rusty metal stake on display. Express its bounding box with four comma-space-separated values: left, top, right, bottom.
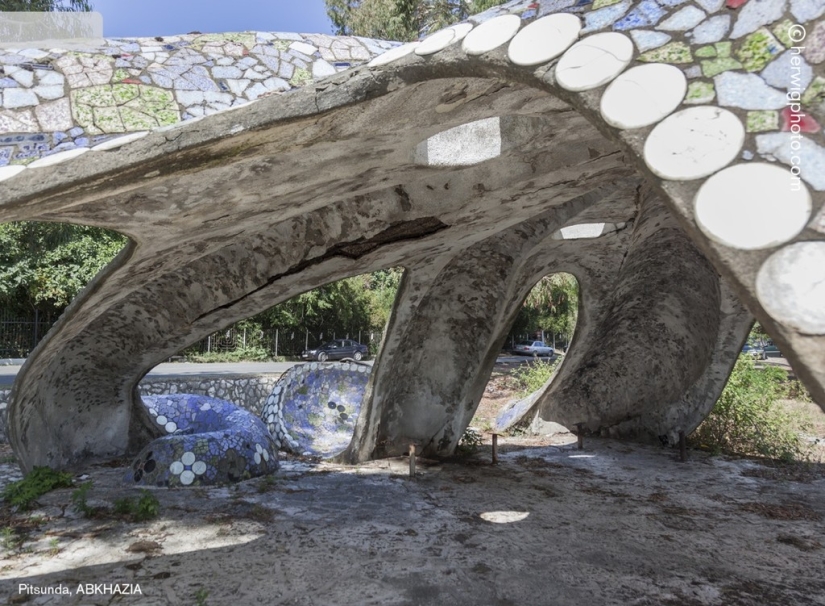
409, 444, 416, 478
576, 423, 584, 450
679, 430, 687, 462
492, 433, 498, 465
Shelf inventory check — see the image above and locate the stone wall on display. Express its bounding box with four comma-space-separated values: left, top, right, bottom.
0, 374, 281, 444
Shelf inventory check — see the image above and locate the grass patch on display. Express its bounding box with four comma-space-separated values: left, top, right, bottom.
2, 467, 73, 511
112, 490, 160, 522
512, 358, 559, 397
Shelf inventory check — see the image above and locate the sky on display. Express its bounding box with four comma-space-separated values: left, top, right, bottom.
91, 0, 335, 38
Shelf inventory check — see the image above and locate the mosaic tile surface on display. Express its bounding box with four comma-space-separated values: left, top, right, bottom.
127, 394, 278, 487
261, 362, 371, 458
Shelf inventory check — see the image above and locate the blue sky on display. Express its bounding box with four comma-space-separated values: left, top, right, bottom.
92, 0, 334, 38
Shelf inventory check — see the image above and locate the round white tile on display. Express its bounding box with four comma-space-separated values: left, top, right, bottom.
600, 64, 687, 129
416, 22, 474, 56
756, 242, 825, 334
0, 165, 26, 183
192, 461, 207, 475
644, 107, 744, 180
180, 470, 195, 485
368, 41, 420, 67
462, 14, 522, 56
181, 451, 196, 466
508, 14, 581, 66
694, 163, 811, 250
27, 147, 89, 169
169, 461, 184, 475
555, 32, 633, 91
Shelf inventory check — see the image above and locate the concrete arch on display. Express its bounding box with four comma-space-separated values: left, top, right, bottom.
0, 4, 823, 470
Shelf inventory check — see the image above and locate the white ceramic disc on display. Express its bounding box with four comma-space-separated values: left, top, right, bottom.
368, 41, 420, 67
644, 106, 744, 180
508, 14, 581, 66
694, 163, 812, 250
757, 242, 825, 334
416, 22, 474, 55
0, 165, 25, 183
600, 63, 687, 129
555, 32, 633, 91
462, 14, 522, 56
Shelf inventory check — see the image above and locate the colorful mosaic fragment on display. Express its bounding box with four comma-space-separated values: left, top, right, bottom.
261, 361, 371, 458
127, 394, 278, 487
71, 84, 179, 134
746, 110, 779, 131
637, 41, 692, 62
735, 28, 784, 71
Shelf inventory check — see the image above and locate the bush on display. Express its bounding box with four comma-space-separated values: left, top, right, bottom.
113, 490, 160, 522
512, 358, 559, 397
691, 356, 812, 462
71, 481, 94, 516
186, 346, 271, 363
2, 467, 73, 511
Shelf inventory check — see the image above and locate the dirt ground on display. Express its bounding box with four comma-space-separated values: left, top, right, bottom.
2, 360, 825, 606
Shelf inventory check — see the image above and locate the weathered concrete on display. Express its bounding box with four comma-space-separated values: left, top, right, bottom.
1, 11, 824, 471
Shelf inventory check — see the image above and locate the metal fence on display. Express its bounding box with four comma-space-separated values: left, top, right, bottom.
0, 311, 56, 358
185, 326, 387, 358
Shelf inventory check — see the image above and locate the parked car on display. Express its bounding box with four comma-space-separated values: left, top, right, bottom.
762, 343, 783, 358
512, 341, 554, 357
301, 339, 369, 362
741, 344, 766, 360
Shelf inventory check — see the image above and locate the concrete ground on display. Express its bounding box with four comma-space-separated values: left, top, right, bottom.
2, 434, 824, 606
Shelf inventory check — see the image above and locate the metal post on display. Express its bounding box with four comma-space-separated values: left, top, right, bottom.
576, 423, 584, 450
242, 328, 246, 349
679, 431, 687, 462
305, 330, 309, 351
275, 329, 279, 357
409, 444, 416, 478
492, 434, 498, 465
207, 335, 211, 353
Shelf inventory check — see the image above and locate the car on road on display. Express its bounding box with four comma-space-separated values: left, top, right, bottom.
302, 339, 369, 362
762, 343, 783, 358
512, 341, 554, 357
741, 344, 766, 360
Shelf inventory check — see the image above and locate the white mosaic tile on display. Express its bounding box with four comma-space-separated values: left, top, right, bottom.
33, 85, 64, 101
629, 29, 672, 51
714, 71, 786, 109
760, 50, 813, 91
790, 0, 825, 22
312, 60, 336, 79
600, 63, 687, 129
34, 98, 73, 131
555, 32, 634, 91
415, 23, 474, 56
690, 14, 731, 43
644, 106, 744, 179
695, 0, 725, 12
3, 88, 38, 109
757, 242, 825, 334
28, 147, 90, 168
508, 14, 581, 66
582, 1, 632, 34
0, 108, 37, 132
290, 41, 318, 56
0, 165, 25, 183
694, 162, 811, 249
657, 5, 706, 31
684, 65, 703, 78
212, 65, 243, 79
462, 14, 523, 55
368, 41, 420, 66
756, 132, 825, 190
37, 70, 65, 86
8, 67, 34, 87
730, 0, 787, 39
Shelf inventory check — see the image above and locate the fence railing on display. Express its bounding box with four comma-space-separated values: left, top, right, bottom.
185, 327, 387, 358
0, 312, 56, 358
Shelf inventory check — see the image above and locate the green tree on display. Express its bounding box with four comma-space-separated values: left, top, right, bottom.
0, 222, 126, 316
509, 273, 579, 346
325, 0, 508, 41
0, 0, 92, 11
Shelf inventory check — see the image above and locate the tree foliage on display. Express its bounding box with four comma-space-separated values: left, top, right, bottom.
0, 222, 126, 315
0, 0, 92, 11
325, 0, 509, 41
508, 273, 579, 344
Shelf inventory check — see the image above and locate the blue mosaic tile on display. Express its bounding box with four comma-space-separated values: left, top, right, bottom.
127, 394, 278, 487
0, 77, 19, 88
582, 0, 632, 33
68, 126, 84, 138
261, 361, 371, 458
613, 0, 667, 30
0, 147, 12, 167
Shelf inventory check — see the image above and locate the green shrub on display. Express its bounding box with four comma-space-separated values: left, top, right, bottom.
691, 356, 812, 462
71, 481, 94, 516
186, 346, 271, 363
512, 358, 559, 397
2, 467, 73, 511
112, 490, 160, 521
457, 427, 483, 454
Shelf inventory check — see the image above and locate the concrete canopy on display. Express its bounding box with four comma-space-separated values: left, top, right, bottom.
1, 0, 824, 471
